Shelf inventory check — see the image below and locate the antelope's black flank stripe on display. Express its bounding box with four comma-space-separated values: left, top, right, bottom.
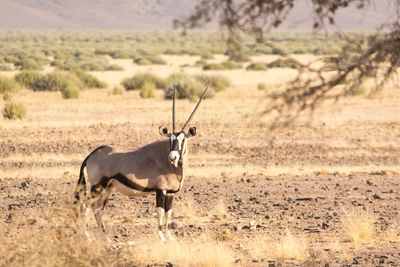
111, 173, 155, 192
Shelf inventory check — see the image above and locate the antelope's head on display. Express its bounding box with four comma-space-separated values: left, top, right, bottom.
159, 84, 208, 168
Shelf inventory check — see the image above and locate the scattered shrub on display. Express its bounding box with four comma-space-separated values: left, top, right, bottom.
3, 101, 27, 119
0, 64, 13, 71
267, 58, 300, 69
203, 63, 225, 70
140, 81, 155, 98
165, 73, 215, 102
0, 75, 20, 93
348, 86, 366, 96
4, 56, 19, 64
133, 55, 166, 65
195, 74, 230, 92
72, 70, 107, 88
15, 58, 43, 70
203, 60, 240, 70
56, 57, 124, 71
258, 83, 267, 90
33, 71, 83, 92
15, 71, 41, 88
106, 64, 124, 71
200, 53, 215, 60
247, 62, 268, 71
112, 86, 124, 95
61, 83, 80, 99
194, 59, 207, 67
122, 73, 166, 90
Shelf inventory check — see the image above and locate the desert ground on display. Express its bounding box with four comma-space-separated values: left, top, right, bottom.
1, 55, 400, 266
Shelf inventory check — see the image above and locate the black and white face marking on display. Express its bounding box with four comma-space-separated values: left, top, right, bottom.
159, 126, 196, 167
168, 132, 186, 167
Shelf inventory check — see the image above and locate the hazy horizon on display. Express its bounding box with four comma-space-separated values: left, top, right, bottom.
0, 0, 396, 30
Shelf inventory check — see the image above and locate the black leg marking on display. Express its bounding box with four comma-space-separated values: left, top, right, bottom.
165, 194, 174, 212
156, 189, 166, 208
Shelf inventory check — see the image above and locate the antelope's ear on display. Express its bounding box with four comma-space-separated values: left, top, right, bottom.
159, 126, 171, 137
186, 127, 196, 137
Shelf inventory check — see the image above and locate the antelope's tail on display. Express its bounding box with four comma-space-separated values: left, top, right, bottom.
74, 158, 88, 205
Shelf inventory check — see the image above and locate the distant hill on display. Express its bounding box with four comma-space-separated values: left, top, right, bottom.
0, 0, 394, 30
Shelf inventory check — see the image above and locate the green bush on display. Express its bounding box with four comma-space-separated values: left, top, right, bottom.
194, 59, 207, 67
348, 86, 366, 96
122, 73, 166, 90
112, 86, 124, 95
72, 70, 107, 88
246, 62, 268, 71
165, 73, 215, 102
258, 83, 267, 90
133, 55, 166, 65
56, 57, 123, 71
15, 58, 43, 70
200, 53, 215, 60
3, 101, 27, 120
203, 60, 240, 70
267, 58, 300, 69
4, 56, 19, 64
61, 83, 80, 99
106, 64, 124, 71
195, 74, 230, 92
140, 81, 155, 98
15, 71, 41, 88
0, 64, 13, 71
203, 63, 225, 70
0, 75, 20, 93
33, 71, 83, 92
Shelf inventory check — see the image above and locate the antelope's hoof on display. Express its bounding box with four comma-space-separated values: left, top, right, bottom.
158, 230, 167, 242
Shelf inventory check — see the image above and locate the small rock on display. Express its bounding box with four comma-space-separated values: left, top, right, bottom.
372, 194, 382, 200
170, 221, 182, 229
20, 181, 28, 190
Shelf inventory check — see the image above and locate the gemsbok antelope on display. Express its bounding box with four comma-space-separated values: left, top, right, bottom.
74, 85, 208, 242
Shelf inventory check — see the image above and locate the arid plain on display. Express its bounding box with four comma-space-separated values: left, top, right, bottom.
1, 55, 400, 266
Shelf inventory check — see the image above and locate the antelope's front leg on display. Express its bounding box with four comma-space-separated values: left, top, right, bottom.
156, 189, 167, 241
165, 193, 175, 241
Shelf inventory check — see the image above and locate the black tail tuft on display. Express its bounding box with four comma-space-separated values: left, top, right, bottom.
74, 146, 106, 207
74, 159, 87, 205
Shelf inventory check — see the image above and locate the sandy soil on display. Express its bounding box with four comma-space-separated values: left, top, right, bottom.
1, 55, 400, 266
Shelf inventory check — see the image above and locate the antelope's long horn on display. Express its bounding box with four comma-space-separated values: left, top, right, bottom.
172, 84, 176, 133
181, 85, 209, 131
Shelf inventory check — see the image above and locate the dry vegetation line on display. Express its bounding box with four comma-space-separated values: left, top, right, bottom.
74, 86, 208, 243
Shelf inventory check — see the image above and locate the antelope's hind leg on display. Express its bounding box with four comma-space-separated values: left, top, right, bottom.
91, 178, 113, 242
165, 193, 175, 241
156, 189, 167, 241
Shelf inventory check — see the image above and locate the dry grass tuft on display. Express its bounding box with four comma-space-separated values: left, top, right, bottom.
275, 230, 309, 260
125, 237, 234, 267
340, 207, 376, 246
0, 206, 116, 267
174, 198, 198, 218
209, 198, 229, 220
246, 230, 309, 261
382, 222, 400, 242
